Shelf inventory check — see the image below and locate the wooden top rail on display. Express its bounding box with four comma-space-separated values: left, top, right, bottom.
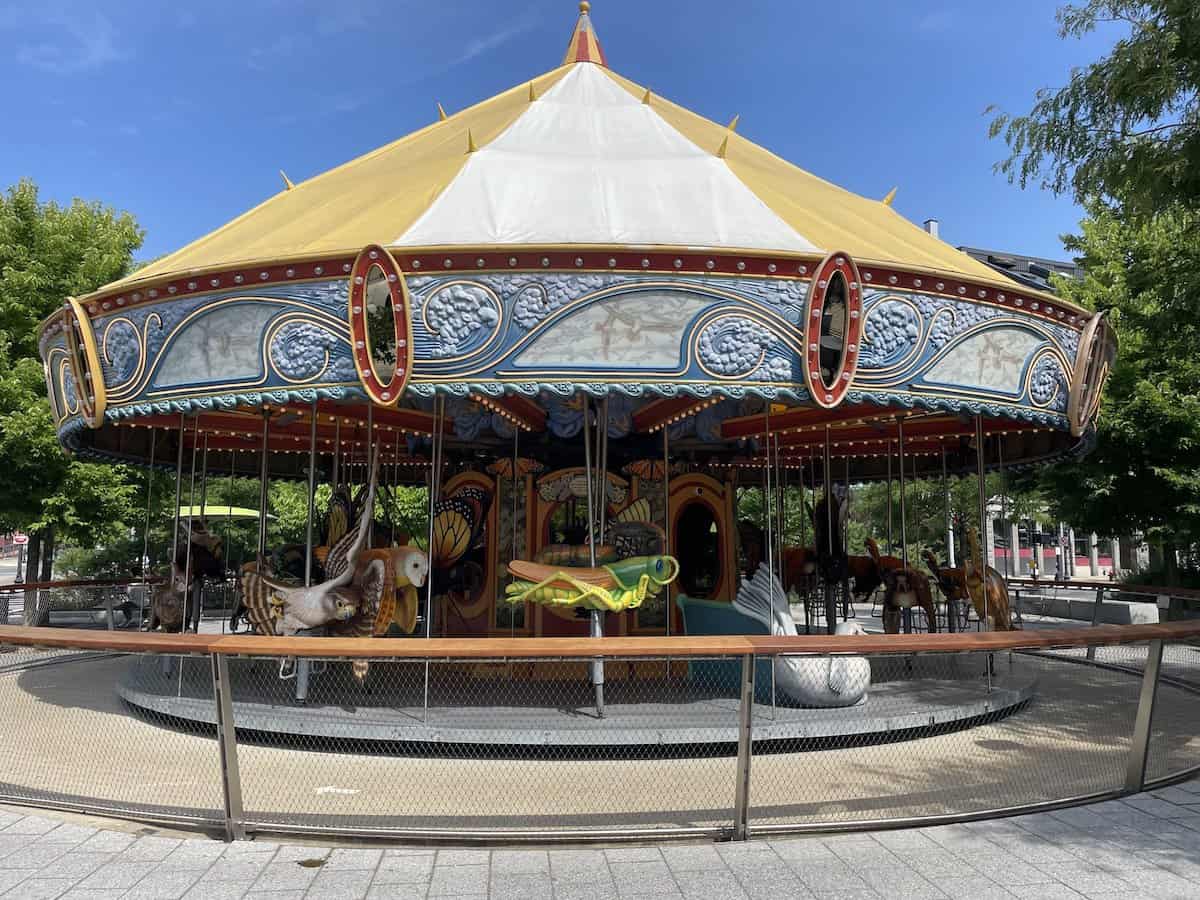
1006, 578, 1200, 599
0, 577, 163, 593
1, 621, 1198, 660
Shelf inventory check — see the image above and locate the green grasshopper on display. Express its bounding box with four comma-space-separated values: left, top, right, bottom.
504, 555, 679, 612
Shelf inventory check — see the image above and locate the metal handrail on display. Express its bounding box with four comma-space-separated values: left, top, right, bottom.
1, 620, 1197, 844
1, 620, 1197, 658
0, 577, 163, 593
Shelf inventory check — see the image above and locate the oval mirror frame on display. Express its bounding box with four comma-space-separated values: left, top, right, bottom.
348, 244, 414, 407
802, 251, 863, 409
1067, 310, 1117, 437
63, 297, 107, 428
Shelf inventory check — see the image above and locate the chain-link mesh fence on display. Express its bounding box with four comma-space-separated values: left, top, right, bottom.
1, 625, 1198, 841
0, 645, 224, 827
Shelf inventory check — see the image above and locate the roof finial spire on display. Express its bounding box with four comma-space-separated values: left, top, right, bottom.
563, 0, 606, 66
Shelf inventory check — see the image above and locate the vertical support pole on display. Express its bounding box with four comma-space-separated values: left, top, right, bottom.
597, 397, 609, 542
763, 405, 774, 610
171, 414, 185, 581
823, 423, 836, 635
304, 403, 318, 589
732, 653, 755, 841
582, 396, 605, 717
842, 453, 851, 620
975, 415, 992, 691
510, 427, 519, 637
423, 395, 445, 724
886, 441, 893, 555
975, 415, 989, 632
210, 653, 246, 842
1125, 639, 1164, 792
140, 428, 157, 630
663, 426, 671, 642
257, 411, 270, 560
898, 416, 911, 633
332, 419, 341, 489
1086, 585, 1106, 660
292, 403, 320, 703
195, 432, 209, 634
941, 443, 956, 633
183, 418, 199, 633
999, 439, 1010, 578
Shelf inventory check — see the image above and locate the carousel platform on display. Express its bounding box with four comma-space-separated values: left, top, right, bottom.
117, 654, 1037, 751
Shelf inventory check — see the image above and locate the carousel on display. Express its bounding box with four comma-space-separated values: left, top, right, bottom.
38, 4, 1114, 746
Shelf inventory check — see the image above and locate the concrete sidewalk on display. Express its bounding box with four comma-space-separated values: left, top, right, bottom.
3, 781, 1200, 899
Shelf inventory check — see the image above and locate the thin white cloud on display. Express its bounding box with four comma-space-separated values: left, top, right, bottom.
451, 15, 538, 67
916, 9, 955, 34
0, 7, 125, 74
247, 32, 311, 70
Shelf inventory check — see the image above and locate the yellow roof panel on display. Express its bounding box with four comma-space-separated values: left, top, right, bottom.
601, 67, 1019, 287
112, 66, 573, 290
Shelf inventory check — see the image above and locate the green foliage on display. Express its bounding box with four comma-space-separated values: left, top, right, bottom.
1033, 204, 1200, 555
0, 179, 145, 574
737, 472, 1044, 564
0, 179, 143, 357
990, 0, 1200, 215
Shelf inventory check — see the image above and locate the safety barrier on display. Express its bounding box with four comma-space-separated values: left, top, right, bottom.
0, 622, 1198, 842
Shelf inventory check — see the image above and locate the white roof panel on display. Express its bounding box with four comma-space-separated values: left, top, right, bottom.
394, 64, 819, 252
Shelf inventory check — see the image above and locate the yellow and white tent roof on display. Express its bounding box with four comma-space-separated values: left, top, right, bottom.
110, 4, 1038, 296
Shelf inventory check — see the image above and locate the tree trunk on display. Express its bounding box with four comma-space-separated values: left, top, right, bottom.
1163, 539, 1180, 587
40, 528, 54, 582
22, 532, 45, 626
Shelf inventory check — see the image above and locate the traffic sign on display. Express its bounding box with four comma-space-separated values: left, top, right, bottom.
12, 534, 27, 546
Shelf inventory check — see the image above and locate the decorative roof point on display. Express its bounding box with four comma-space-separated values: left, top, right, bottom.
641, 88, 651, 104
563, 0, 606, 66
882, 186, 898, 206
280, 170, 295, 190
528, 81, 537, 102
727, 114, 740, 132
716, 134, 730, 159
467, 130, 478, 154
437, 102, 448, 121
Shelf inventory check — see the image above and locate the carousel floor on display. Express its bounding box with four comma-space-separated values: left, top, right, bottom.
117, 654, 1036, 749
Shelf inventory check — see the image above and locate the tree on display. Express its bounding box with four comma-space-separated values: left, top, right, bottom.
0, 180, 144, 621
1033, 204, 1200, 582
990, 0, 1200, 217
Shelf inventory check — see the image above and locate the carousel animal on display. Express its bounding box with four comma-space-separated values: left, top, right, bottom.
964, 526, 1015, 630
733, 563, 871, 707
922, 548, 970, 623
538, 499, 663, 567
812, 493, 849, 584
240, 451, 380, 636
173, 518, 226, 630
145, 562, 189, 632
505, 555, 679, 612
865, 539, 937, 634
845, 537, 904, 606
782, 546, 818, 595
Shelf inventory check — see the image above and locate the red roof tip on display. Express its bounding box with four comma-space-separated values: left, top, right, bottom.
563, 1, 606, 67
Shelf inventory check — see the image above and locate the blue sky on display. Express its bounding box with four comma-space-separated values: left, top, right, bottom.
0, 1, 1121, 264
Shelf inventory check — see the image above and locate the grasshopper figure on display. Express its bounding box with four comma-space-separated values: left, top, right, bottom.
505, 555, 679, 612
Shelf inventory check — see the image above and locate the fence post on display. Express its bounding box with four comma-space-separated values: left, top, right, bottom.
210, 652, 246, 841
1124, 638, 1163, 793
1084, 586, 1106, 660
733, 653, 756, 841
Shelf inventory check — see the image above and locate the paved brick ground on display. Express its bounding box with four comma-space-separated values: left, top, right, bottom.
3, 780, 1200, 899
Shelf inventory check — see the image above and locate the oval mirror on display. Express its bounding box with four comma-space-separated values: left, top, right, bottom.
348, 245, 414, 407
803, 251, 863, 408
